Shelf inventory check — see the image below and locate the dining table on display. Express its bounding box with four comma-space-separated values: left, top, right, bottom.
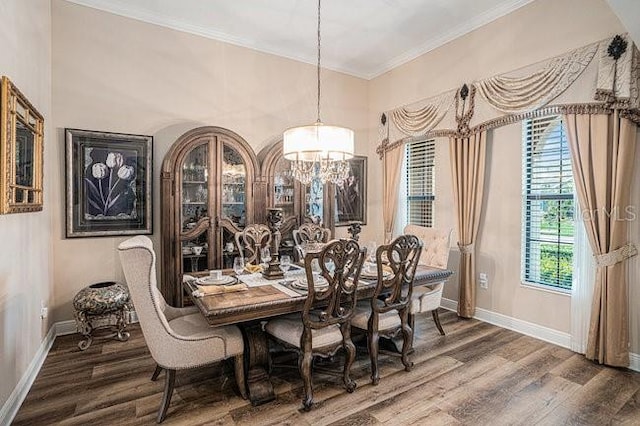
184, 264, 453, 405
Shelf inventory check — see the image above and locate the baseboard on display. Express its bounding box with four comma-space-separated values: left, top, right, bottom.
0, 324, 56, 426
440, 298, 639, 372
0, 311, 139, 425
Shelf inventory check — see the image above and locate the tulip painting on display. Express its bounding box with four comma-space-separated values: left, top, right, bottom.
84, 150, 137, 217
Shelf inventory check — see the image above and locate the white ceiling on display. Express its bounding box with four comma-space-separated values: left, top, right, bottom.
65, 0, 536, 80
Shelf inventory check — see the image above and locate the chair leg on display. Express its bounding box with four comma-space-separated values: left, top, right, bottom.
368, 330, 380, 385
341, 323, 357, 393
157, 369, 176, 423
234, 354, 247, 399
151, 364, 163, 382
300, 343, 314, 411
432, 309, 445, 335
400, 311, 414, 372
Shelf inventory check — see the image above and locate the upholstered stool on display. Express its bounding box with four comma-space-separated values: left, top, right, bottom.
73, 281, 131, 350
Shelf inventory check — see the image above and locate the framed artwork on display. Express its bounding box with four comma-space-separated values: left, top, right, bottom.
65, 128, 153, 238
335, 155, 367, 226
0, 76, 44, 214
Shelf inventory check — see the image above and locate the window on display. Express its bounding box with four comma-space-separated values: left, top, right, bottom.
522, 115, 574, 291
405, 139, 435, 227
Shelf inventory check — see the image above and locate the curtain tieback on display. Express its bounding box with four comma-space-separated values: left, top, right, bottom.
458, 243, 475, 254
594, 243, 638, 267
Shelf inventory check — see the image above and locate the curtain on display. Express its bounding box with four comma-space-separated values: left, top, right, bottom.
382, 144, 404, 243
564, 111, 637, 366
571, 208, 595, 354
449, 130, 487, 318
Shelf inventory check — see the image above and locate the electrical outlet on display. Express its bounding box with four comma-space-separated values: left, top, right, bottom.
40, 301, 48, 319
479, 272, 488, 289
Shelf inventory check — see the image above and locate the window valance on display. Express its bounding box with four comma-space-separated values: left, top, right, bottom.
377, 34, 639, 158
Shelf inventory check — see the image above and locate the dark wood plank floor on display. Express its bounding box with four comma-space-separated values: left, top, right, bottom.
13, 310, 640, 425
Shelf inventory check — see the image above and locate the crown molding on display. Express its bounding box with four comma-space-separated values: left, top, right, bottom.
63, 0, 535, 81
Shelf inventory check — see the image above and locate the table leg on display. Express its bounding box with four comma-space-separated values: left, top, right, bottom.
241, 323, 276, 406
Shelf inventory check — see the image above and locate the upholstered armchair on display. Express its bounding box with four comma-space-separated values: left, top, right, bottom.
351, 235, 422, 385
117, 236, 246, 423
264, 239, 366, 410
404, 224, 453, 335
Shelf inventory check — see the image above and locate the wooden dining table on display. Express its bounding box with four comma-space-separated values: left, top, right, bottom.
184, 264, 453, 405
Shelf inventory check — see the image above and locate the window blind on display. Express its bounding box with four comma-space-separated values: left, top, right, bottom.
406, 139, 435, 228
522, 115, 574, 290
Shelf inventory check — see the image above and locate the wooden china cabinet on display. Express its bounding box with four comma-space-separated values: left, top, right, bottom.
161, 127, 259, 306
161, 129, 334, 307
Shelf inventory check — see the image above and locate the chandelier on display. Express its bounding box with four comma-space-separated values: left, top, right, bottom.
283, 0, 354, 186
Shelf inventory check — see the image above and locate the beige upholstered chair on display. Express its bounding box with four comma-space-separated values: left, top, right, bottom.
264, 239, 366, 410
404, 224, 453, 335
235, 224, 272, 265
117, 236, 246, 423
351, 235, 422, 385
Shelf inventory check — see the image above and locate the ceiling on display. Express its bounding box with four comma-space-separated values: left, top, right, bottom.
65, 0, 537, 79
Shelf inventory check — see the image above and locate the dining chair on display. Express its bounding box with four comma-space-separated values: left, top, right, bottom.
235, 224, 272, 265
351, 234, 422, 385
292, 222, 330, 262
264, 239, 366, 410
404, 224, 453, 335
117, 236, 246, 423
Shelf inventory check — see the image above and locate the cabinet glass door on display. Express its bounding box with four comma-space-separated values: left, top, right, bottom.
273, 157, 295, 219
181, 143, 209, 272
221, 144, 247, 227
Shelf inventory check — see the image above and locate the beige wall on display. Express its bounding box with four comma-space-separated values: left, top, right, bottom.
369, 0, 640, 351
0, 0, 53, 410
50, 0, 369, 322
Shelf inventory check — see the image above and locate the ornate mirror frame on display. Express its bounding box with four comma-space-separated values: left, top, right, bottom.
0, 76, 44, 214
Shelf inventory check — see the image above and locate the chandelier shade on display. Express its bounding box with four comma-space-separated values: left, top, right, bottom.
282, 0, 355, 185
283, 122, 354, 162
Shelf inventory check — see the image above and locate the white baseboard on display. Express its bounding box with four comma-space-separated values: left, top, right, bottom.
0, 324, 56, 426
440, 298, 639, 372
0, 312, 139, 425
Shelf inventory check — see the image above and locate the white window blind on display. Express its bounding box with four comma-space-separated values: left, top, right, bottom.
521, 115, 574, 291
405, 139, 435, 228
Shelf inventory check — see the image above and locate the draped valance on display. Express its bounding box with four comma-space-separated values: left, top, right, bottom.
377, 34, 640, 157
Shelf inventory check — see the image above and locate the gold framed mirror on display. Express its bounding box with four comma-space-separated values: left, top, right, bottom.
0, 76, 44, 214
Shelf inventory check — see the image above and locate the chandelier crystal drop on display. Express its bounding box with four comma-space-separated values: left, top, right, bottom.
282, 0, 354, 185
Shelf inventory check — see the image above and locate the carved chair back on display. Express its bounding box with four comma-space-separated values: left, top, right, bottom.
235, 224, 272, 265
371, 235, 422, 315
293, 223, 330, 246
302, 239, 366, 332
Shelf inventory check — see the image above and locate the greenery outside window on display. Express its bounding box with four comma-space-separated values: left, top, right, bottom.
521, 116, 574, 291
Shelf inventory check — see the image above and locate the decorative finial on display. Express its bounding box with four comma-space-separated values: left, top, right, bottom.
460, 84, 469, 101
381, 113, 387, 126
608, 35, 627, 61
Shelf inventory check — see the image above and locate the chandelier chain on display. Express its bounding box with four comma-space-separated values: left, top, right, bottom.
317, 0, 321, 123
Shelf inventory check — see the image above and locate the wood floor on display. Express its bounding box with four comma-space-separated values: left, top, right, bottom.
13, 310, 640, 425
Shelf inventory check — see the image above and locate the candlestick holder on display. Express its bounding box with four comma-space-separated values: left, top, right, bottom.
262, 208, 284, 280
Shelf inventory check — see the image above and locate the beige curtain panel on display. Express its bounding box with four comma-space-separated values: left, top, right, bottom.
449, 130, 487, 318
564, 111, 637, 367
382, 144, 404, 243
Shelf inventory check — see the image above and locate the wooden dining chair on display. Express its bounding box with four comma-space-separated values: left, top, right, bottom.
235, 224, 272, 265
292, 222, 330, 262
264, 239, 366, 410
118, 236, 247, 423
351, 234, 422, 385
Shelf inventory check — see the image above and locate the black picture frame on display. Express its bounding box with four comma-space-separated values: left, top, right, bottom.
65, 128, 153, 238
335, 155, 367, 226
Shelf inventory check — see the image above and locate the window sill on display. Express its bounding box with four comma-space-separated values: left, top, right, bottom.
520, 281, 571, 296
